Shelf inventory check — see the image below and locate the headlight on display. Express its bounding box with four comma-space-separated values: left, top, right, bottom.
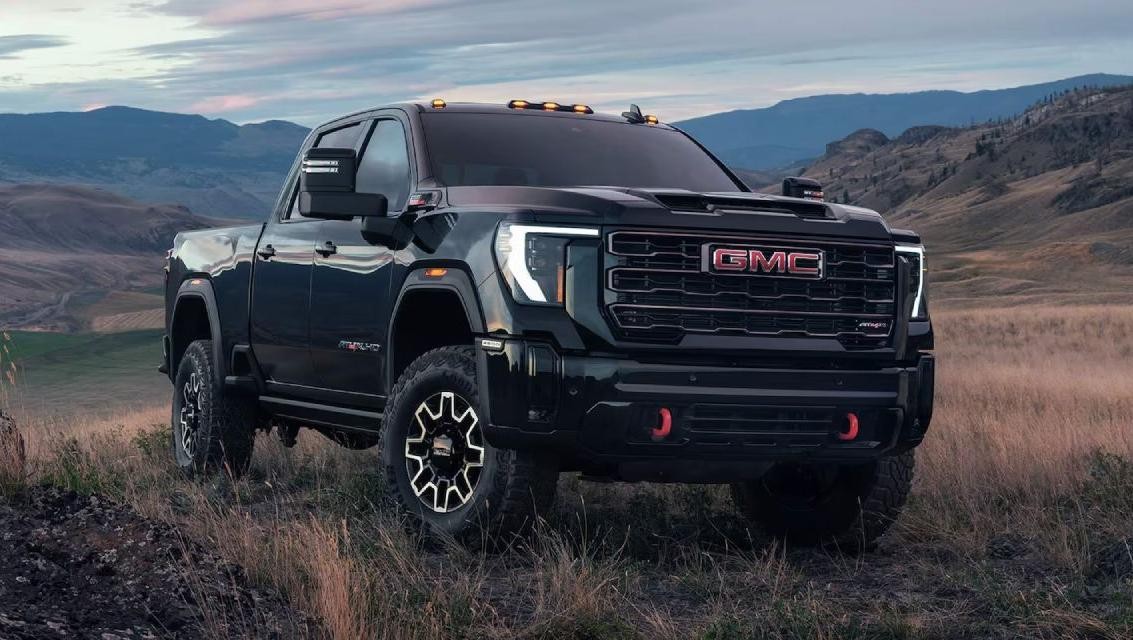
494, 223, 599, 306
895, 244, 927, 319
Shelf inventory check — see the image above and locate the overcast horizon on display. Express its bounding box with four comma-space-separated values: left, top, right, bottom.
2, 1, 1132, 126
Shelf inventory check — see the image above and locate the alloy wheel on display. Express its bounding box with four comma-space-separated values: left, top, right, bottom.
404, 391, 485, 513
178, 371, 203, 457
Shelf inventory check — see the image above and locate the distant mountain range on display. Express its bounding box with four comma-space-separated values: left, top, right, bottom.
0, 107, 309, 219
676, 73, 1133, 170
2, 75, 1131, 220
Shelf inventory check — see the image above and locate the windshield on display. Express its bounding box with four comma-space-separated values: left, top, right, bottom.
420, 112, 743, 192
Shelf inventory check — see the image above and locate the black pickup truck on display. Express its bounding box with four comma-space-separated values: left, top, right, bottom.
163, 99, 934, 549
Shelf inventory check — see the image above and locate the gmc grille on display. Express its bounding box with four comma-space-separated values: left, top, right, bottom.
606, 230, 897, 348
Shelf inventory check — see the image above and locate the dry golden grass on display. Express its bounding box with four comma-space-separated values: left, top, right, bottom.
4, 305, 1133, 639
912, 306, 1133, 562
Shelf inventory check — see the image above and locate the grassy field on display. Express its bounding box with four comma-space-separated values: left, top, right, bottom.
67, 290, 165, 333
3, 305, 1133, 638
1, 329, 167, 417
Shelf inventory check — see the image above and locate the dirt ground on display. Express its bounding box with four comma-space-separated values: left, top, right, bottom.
0, 487, 317, 639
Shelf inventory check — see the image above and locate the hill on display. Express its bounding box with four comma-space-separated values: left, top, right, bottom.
677, 73, 1133, 170
791, 85, 1133, 305
0, 107, 309, 219
0, 184, 215, 331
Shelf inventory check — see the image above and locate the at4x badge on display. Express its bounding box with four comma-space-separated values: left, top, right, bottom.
856, 320, 892, 335
338, 340, 382, 352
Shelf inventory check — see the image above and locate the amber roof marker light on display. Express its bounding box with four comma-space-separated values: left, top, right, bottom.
508, 100, 592, 114
431, 98, 447, 109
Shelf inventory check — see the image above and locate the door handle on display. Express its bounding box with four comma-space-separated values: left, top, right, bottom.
257, 244, 276, 260
316, 241, 338, 257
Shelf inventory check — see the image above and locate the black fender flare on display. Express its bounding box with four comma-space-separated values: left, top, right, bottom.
170, 278, 226, 388
386, 267, 487, 383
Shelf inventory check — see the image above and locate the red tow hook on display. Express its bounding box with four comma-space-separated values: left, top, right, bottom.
651, 408, 673, 441
838, 412, 860, 441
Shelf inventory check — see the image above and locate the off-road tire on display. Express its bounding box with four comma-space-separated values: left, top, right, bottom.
380, 346, 558, 545
731, 451, 915, 551
171, 339, 256, 478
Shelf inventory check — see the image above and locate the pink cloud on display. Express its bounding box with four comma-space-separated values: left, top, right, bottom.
188, 94, 262, 114
201, 0, 443, 25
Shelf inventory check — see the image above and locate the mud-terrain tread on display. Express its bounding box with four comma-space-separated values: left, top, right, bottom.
843, 451, 915, 549
173, 340, 256, 477
379, 346, 557, 544
732, 451, 915, 552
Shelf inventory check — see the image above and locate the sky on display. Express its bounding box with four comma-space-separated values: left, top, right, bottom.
1, 0, 1131, 126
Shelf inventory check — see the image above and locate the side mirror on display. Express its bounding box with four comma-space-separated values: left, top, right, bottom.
300, 191, 388, 219
298, 147, 388, 219
782, 177, 825, 201
301, 147, 356, 193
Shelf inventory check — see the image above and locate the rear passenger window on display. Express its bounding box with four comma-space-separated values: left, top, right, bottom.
356, 120, 411, 212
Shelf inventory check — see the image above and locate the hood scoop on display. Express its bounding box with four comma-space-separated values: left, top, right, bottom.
653, 193, 831, 219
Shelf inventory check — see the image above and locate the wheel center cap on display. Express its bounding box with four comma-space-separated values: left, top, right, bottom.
431, 434, 454, 458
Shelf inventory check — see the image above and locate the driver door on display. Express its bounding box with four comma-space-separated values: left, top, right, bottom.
250, 121, 366, 392
309, 116, 413, 402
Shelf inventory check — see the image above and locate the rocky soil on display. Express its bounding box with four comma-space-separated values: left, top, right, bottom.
0, 487, 318, 639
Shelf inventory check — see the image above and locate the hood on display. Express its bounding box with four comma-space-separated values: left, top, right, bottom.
444, 185, 894, 242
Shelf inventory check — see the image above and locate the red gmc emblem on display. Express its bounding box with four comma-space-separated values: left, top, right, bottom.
704, 245, 824, 279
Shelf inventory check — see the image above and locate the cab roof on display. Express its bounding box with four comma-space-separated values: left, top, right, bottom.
318, 101, 674, 131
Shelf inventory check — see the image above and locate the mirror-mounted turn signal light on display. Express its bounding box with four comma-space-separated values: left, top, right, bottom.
431, 98, 446, 109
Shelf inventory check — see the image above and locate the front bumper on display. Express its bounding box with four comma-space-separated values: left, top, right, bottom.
478, 338, 934, 480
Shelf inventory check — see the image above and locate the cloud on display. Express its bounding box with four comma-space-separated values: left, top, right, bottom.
0, 34, 69, 59
190, 0, 451, 25
187, 94, 262, 113
156, 0, 455, 26
3, 1, 1133, 123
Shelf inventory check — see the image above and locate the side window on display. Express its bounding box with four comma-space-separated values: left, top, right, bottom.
284, 123, 365, 220
315, 123, 364, 149
356, 119, 411, 212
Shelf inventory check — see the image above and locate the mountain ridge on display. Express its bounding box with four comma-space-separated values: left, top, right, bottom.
676, 73, 1133, 169
2, 74, 1130, 216
0, 106, 310, 219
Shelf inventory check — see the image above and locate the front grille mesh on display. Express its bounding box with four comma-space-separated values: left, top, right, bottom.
606, 231, 897, 347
